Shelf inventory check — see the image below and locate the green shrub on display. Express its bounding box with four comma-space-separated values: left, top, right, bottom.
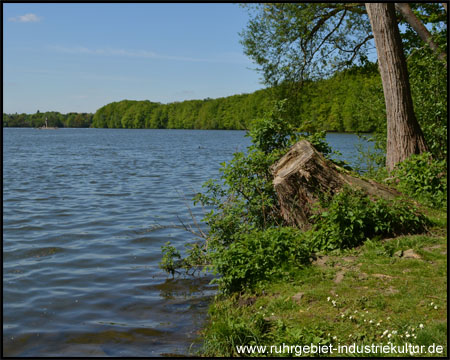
248, 99, 297, 154
159, 241, 210, 277
161, 100, 431, 295
307, 187, 430, 251
390, 152, 447, 209
408, 48, 447, 161
159, 241, 182, 277
194, 101, 335, 249
212, 227, 311, 293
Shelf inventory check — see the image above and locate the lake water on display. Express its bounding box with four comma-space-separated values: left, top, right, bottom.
3, 128, 369, 356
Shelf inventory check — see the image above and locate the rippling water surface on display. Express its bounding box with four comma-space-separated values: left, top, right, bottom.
3, 128, 367, 356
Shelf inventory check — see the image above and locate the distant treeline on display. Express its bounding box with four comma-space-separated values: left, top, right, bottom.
91, 63, 383, 132
92, 89, 273, 130
3, 111, 93, 128
3, 64, 384, 132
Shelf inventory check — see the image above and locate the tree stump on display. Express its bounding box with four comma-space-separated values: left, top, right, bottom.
271, 140, 401, 230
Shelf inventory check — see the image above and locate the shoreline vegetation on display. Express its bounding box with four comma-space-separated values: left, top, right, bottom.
201, 222, 447, 357
154, 7, 447, 353
158, 101, 447, 356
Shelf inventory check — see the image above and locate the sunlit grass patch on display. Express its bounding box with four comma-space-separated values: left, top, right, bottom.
200, 231, 447, 357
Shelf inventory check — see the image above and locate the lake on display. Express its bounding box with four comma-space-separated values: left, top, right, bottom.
3, 128, 370, 356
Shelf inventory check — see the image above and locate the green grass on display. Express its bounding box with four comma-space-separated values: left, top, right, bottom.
198, 209, 447, 357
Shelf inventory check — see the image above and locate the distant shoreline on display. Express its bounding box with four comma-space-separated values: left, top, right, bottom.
3, 127, 374, 135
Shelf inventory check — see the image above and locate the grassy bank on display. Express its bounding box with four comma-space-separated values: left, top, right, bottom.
200, 208, 447, 357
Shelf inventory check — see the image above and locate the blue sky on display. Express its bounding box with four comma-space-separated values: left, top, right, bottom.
4, 3, 263, 114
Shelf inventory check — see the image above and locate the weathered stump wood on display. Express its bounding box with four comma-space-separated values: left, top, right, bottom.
271, 140, 401, 230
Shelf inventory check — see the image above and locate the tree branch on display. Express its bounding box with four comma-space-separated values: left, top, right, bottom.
306, 8, 343, 43
395, 3, 447, 66
334, 34, 374, 64
310, 9, 348, 61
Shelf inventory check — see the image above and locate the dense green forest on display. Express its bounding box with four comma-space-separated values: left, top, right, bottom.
90, 63, 383, 132
3, 64, 384, 133
91, 89, 272, 130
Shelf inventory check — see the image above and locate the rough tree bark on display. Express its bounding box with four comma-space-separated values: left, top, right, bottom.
365, 3, 429, 172
271, 140, 401, 230
395, 3, 447, 65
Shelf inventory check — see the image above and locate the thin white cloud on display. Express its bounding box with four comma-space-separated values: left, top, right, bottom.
77, 72, 145, 83
47, 45, 251, 64
49, 45, 158, 58
48, 45, 209, 62
173, 90, 196, 97
9, 13, 41, 23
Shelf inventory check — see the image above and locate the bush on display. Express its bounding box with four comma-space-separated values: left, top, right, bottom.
160, 100, 431, 295
194, 101, 335, 248
212, 227, 311, 293
159, 241, 182, 277
161, 100, 334, 290
408, 48, 447, 161
390, 152, 447, 209
307, 187, 430, 252
248, 99, 297, 154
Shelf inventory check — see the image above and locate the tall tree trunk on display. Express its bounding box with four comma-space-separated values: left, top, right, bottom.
395, 3, 447, 66
365, 3, 428, 172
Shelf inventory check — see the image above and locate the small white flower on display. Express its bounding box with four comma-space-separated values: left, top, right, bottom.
369, 320, 373, 324
400, 335, 403, 338
387, 333, 392, 338
335, 294, 339, 297
406, 334, 410, 338
411, 328, 415, 332
376, 322, 380, 326
434, 305, 438, 310
271, 313, 275, 316
354, 310, 358, 313
382, 330, 389, 336
364, 319, 366, 322
413, 334, 417, 339
386, 316, 390, 320
332, 300, 337, 307
328, 333, 330, 337
259, 306, 263, 310
349, 334, 352, 338
419, 324, 424, 329
327, 297, 331, 302
366, 311, 369, 314
341, 314, 345, 318
333, 336, 337, 340
392, 330, 397, 335
349, 315, 353, 320
430, 302, 434, 306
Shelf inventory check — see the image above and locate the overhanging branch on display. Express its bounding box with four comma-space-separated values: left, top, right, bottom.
395, 3, 447, 67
